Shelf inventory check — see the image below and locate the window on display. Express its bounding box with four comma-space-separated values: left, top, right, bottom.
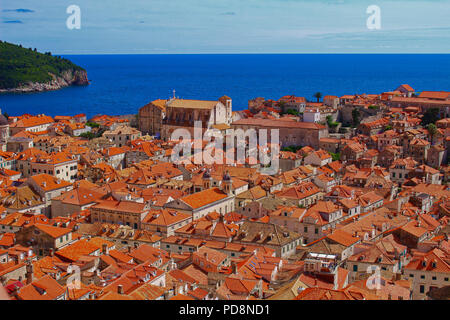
432, 276, 437, 281
419, 285, 425, 294
315, 228, 318, 234
421, 275, 425, 279
353, 265, 358, 272
410, 274, 414, 278
444, 278, 449, 282
304, 226, 308, 233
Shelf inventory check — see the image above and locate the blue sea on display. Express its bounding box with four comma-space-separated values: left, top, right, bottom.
1, 54, 450, 119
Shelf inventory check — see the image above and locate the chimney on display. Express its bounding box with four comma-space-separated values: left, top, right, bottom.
102, 243, 108, 255
163, 290, 170, 300
258, 278, 263, 298
173, 283, 178, 296
26, 262, 34, 284
231, 261, 237, 274
117, 284, 124, 295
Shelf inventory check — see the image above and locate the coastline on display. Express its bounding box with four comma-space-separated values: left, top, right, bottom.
0, 69, 89, 94
1, 54, 449, 119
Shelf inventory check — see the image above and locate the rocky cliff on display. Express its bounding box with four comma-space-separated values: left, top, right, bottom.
0, 69, 89, 93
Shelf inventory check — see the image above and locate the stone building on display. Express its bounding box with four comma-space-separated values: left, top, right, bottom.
90, 199, 151, 229
138, 99, 167, 137
9, 114, 54, 136
409, 138, 430, 164
232, 220, 302, 258
15, 224, 73, 257
103, 125, 142, 148
231, 118, 328, 149
161, 96, 232, 141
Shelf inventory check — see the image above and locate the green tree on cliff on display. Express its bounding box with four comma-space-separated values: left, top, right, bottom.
0, 41, 86, 89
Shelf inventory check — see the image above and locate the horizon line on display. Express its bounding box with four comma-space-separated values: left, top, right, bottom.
55, 52, 450, 56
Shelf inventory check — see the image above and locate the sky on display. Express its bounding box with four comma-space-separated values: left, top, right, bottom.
1, 0, 450, 54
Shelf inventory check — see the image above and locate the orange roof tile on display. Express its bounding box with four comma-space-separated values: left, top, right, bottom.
180, 188, 228, 209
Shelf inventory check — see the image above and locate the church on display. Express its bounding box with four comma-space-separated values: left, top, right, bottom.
138, 93, 232, 140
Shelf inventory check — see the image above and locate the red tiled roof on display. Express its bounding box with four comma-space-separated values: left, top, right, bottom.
180, 188, 228, 209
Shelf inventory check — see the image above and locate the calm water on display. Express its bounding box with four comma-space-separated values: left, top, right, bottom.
1, 54, 450, 118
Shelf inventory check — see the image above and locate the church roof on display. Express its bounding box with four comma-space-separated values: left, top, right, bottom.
167, 99, 218, 110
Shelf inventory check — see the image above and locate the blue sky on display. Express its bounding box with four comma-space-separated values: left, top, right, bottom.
1, 0, 450, 54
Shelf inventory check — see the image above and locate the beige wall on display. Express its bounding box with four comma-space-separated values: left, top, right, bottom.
51, 199, 95, 218
10, 123, 53, 136
0, 264, 27, 285
405, 269, 450, 300
192, 197, 235, 220
270, 215, 325, 245
142, 217, 192, 237
29, 160, 78, 182
91, 208, 147, 229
